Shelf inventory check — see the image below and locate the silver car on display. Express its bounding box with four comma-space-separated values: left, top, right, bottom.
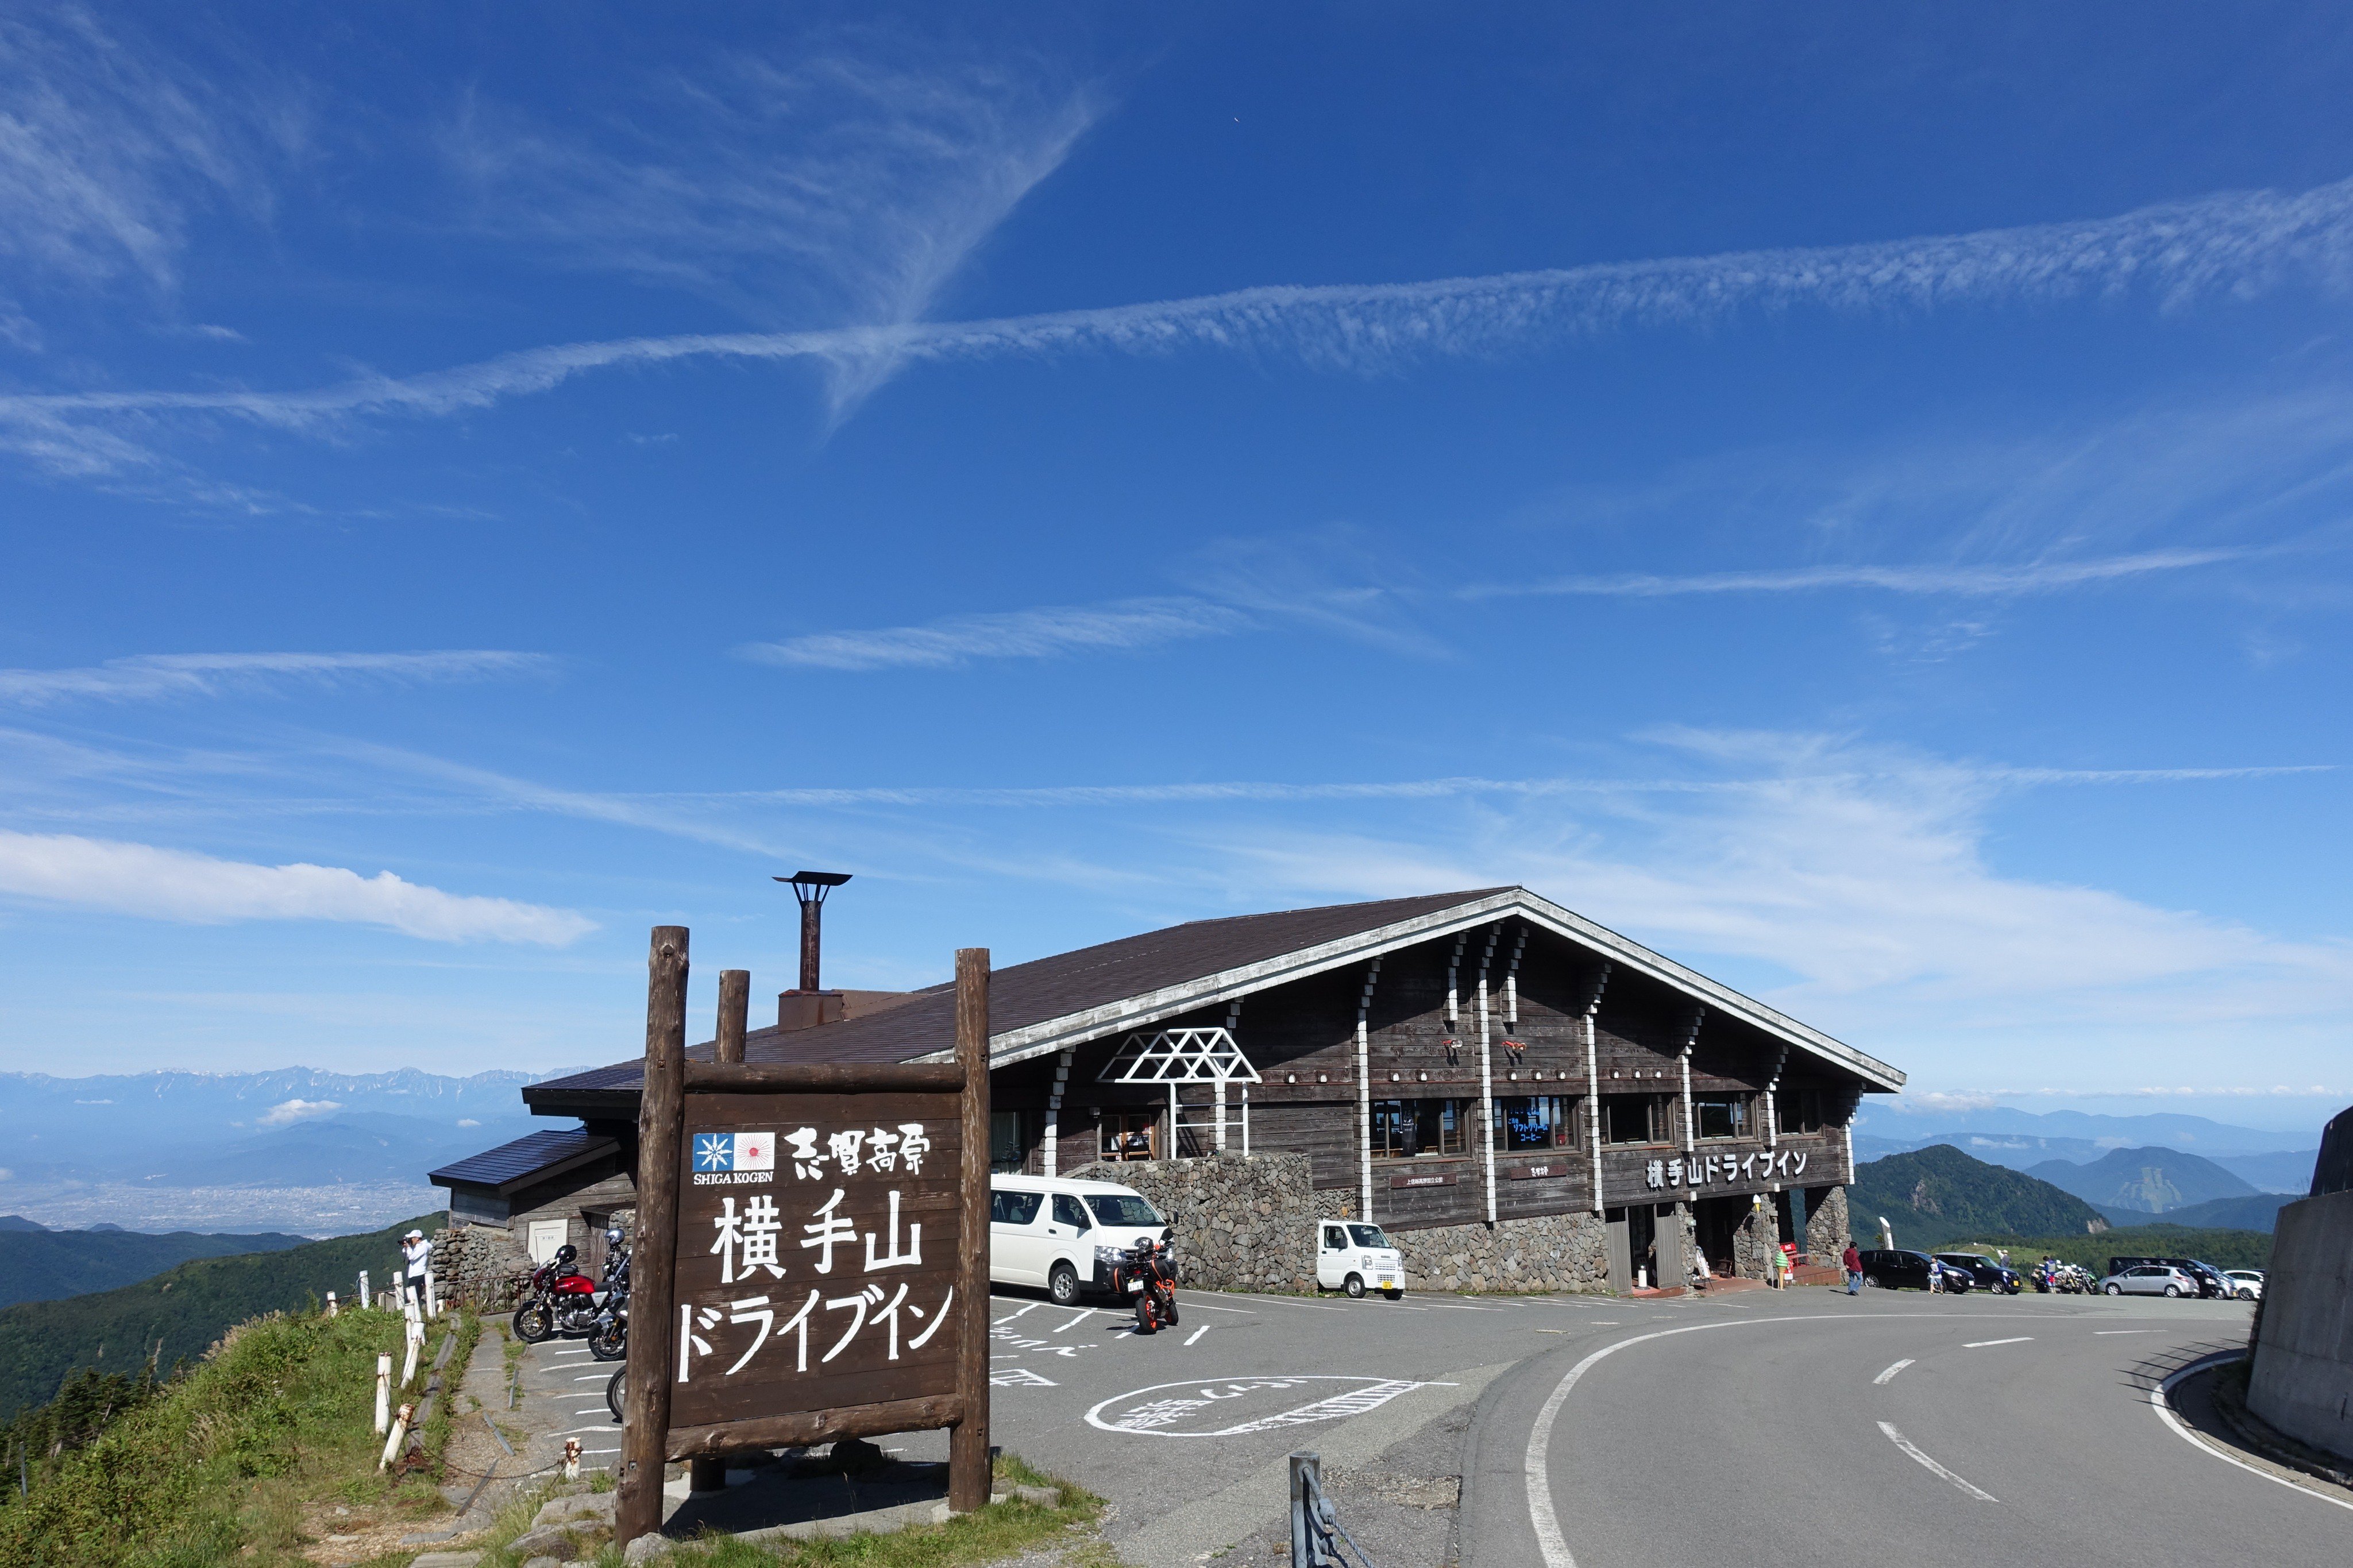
2097, 1264, 2198, 1297
2223, 1269, 2264, 1301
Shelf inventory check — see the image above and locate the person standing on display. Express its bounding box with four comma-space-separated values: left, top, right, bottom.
1842, 1241, 1862, 1295
401, 1228, 433, 1310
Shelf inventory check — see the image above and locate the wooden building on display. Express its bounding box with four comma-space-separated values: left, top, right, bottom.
435, 887, 1902, 1290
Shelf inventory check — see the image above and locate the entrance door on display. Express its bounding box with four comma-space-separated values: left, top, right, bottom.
1604, 1208, 1631, 1293
1652, 1202, 1686, 1286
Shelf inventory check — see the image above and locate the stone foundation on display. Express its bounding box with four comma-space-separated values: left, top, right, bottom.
1731, 1199, 1781, 1280
1386, 1210, 1610, 1294
432, 1221, 534, 1311
1803, 1184, 1850, 1262
1064, 1154, 1324, 1293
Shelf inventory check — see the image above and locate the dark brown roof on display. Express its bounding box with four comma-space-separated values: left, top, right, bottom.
526, 889, 1510, 1109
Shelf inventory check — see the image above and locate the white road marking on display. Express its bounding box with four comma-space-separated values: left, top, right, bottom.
1228, 1293, 1347, 1313
575, 1373, 613, 1381
1170, 1296, 1257, 1314
1878, 1421, 1998, 1501
1087, 1376, 1453, 1438
1873, 1359, 1914, 1385
548, 1350, 592, 1358
583, 1447, 620, 1455
1964, 1337, 2032, 1349
559, 1424, 618, 1434
1431, 1304, 1498, 1312
995, 1303, 1040, 1323
1521, 1312, 2069, 1567
1054, 1310, 1093, 1333
2150, 1350, 2353, 1513
574, 1407, 608, 1415
1185, 1324, 1210, 1346
2096, 1329, 2162, 1335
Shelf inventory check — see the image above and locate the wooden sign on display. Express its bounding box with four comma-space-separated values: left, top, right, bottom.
1390, 1171, 1457, 1189
616, 930, 991, 1548
1506, 1163, 1570, 1181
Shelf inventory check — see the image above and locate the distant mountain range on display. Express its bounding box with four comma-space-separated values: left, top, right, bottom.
0, 1224, 307, 1309
1853, 1114, 2318, 1195
1850, 1103, 2322, 1161
1850, 1144, 2111, 1250
2027, 1145, 2260, 1215
0, 1068, 580, 1233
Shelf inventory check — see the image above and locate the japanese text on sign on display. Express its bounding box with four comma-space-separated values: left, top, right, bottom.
1645, 1147, 1807, 1190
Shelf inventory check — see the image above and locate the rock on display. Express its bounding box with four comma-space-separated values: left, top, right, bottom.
1009, 1483, 1060, 1506
409, 1553, 484, 1568
507, 1524, 584, 1560
532, 1493, 615, 1528
828, 1437, 887, 1473
522, 1558, 564, 1568
623, 1532, 676, 1563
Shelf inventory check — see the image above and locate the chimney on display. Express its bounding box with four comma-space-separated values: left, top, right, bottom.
774, 871, 851, 1030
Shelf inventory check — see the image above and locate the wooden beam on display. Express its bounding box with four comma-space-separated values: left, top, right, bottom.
665, 1394, 966, 1461
681, 1060, 964, 1094
715, 970, 749, 1065
616, 926, 688, 1549
948, 948, 992, 1514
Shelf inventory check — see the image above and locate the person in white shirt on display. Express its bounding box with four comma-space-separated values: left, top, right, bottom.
401, 1229, 432, 1308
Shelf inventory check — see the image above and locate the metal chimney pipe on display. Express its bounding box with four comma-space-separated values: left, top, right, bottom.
774, 872, 851, 993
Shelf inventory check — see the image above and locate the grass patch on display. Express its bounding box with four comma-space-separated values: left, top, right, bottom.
0, 1304, 446, 1568
415, 1310, 483, 1478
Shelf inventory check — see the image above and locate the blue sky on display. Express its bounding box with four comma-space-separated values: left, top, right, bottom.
0, 3, 2347, 1131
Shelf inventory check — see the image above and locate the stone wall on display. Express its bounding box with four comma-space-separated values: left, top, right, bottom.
1731, 1199, 1780, 1280
1386, 1210, 1610, 1294
432, 1221, 535, 1312
1067, 1155, 1615, 1294
1065, 1154, 1323, 1292
1803, 1184, 1850, 1261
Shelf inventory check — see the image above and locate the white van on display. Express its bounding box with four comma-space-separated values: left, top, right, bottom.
989, 1175, 1171, 1306
1317, 1221, 1405, 1299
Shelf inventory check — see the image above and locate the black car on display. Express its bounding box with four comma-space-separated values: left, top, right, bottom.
1858, 1249, 1973, 1292
1933, 1252, 2024, 1295
2106, 1255, 2231, 1299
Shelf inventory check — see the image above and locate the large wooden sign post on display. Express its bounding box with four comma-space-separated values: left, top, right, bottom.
617, 929, 992, 1547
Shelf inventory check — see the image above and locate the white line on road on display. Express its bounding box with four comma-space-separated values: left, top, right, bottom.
2096, 1330, 2162, 1335
1054, 1310, 1093, 1333
2150, 1351, 2353, 1513
995, 1303, 1040, 1323
1229, 1293, 1347, 1312
1185, 1324, 1209, 1346
575, 1373, 612, 1381
559, 1424, 617, 1434
574, 1407, 607, 1415
1170, 1296, 1257, 1314
1964, 1337, 2032, 1348
1873, 1359, 1915, 1385
1431, 1304, 1498, 1312
1877, 1422, 1998, 1501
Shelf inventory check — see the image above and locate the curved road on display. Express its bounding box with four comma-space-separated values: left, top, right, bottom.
1463, 1293, 2349, 1568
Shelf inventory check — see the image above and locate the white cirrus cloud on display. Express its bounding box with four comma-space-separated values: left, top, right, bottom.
0, 829, 594, 945
0, 650, 552, 708
9, 171, 2353, 473
739, 597, 1250, 671
259, 1098, 342, 1126
1459, 547, 2261, 601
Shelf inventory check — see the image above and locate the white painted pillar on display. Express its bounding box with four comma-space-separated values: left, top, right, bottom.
1214, 1077, 1227, 1153
1477, 933, 1498, 1226
1584, 1013, 1603, 1215
1044, 1046, 1072, 1177
1680, 1048, 1696, 1157
1356, 959, 1380, 1222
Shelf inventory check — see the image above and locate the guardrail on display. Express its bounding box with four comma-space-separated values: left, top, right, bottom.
1288, 1450, 1377, 1567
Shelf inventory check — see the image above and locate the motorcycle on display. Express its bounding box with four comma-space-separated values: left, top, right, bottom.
1115, 1237, 1179, 1334
512, 1242, 603, 1343
588, 1249, 630, 1361
605, 1365, 626, 1424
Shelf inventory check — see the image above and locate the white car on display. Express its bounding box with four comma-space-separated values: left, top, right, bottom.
2224, 1269, 2265, 1301
1317, 1221, 1405, 1299
2097, 1264, 2199, 1297
989, 1175, 1170, 1306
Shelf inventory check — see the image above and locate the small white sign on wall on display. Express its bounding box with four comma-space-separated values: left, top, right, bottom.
527, 1218, 569, 1264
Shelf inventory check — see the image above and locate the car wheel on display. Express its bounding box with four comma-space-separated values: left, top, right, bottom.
2105, 1283, 2122, 1296
1383, 1288, 1404, 1300
2237, 1288, 2255, 1301
513, 1301, 554, 1343
2163, 1284, 2181, 1297
1048, 1263, 1081, 1307
1344, 1273, 1367, 1299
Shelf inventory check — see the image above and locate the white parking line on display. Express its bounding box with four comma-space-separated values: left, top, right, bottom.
1053, 1310, 1093, 1333
1878, 1422, 1998, 1501
1171, 1296, 1257, 1314
560, 1424, 618, 1434
995, 1303, 1040, 1323
575, 1407, 608, 1415
1964, 1337, 2032, 1349
1431, 1304, 1498, 1312
1185, 1324, 1209, 1346
1229, 1293, 1347, 1313
575, 1373, 612, 1381
2096, 1329, 2162, 1335
1873, 1359, 1914, 1385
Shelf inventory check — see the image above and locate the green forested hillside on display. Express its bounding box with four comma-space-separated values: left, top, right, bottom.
2026, 1145, 2256, 1213
0, 1213, 437, 1420
0, 1229, 307, 1310
1851, 1143, 2108, 1250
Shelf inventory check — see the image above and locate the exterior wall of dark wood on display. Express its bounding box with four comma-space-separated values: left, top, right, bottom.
980, 917, 1869, 1234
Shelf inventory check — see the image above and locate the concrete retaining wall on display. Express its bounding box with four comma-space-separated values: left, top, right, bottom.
2248, 1188, 2352, 1462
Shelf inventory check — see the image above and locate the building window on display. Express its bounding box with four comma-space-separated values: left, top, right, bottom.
1500, 1096, 1576, 1150
1693, 1095, 1751, 1141
1781, 1086, 1826, 1135
990, 1189, 1043, 1225
991, 1110, 1028, 1173
1100, 1111, 1157, 1161
1371, 1098, 1471, 1158
1602, 1094, 1665, 1145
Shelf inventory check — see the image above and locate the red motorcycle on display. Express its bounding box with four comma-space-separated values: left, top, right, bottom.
1116, 1238, 1180, 1334
513, 1243, 601, 1343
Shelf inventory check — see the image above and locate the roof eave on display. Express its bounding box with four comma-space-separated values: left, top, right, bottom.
918, 887, 1903, 1091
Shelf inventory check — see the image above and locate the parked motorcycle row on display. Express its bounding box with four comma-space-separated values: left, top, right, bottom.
512, 1225, 631, 1360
